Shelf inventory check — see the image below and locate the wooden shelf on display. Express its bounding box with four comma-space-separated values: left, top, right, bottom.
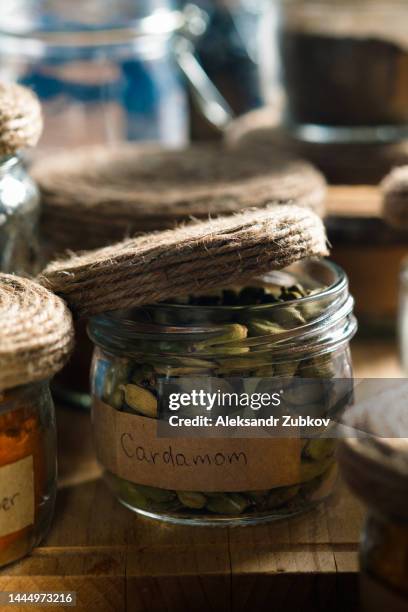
1, 337, 400, 611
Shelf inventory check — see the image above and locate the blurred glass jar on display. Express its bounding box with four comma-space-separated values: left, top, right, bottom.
0, 0, 231, 151
270, 0, 408, 143
0, 382, 57, 568
89, 259, 356, 526
0, 155, 40, 275
339, 407, 408, 612
185, 0, 264, 139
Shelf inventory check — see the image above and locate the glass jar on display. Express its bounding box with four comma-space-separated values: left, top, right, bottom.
0, 0, 189, 150
0, 0, 233, 151
186, 0, 263, 140
0, 155, 40, 275
89, 259, 356, 526
360, 512, 408, 610
0, 381, 57, 568
329, 216, 408, 336
339, 405, 408, 612
273, 0, 408, 143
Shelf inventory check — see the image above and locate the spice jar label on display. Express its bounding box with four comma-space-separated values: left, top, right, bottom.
0, 456, 34, 538
361, 573, 408, 612
94, 400, 301, 492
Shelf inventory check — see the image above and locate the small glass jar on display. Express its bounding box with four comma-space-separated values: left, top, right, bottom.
0, 381, 57, 568
339, 414, 408, 612
273, 0, 408, 143
0, 155, 40, 275
89, 259, 356, 526
360, 513, 408, 610
0, 0, 233, 151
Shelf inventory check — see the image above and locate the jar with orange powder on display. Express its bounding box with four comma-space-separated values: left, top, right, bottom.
0, 274, 73, 567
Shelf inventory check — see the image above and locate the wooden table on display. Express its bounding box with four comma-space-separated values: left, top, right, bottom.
0, 338, 401, 612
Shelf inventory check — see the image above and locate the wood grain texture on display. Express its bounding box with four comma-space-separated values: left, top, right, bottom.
0, 342, 399, 610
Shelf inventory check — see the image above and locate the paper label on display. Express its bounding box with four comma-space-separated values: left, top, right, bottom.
0, 456, 34, 538
93, 399, 301, 492
361, 573, 408, 612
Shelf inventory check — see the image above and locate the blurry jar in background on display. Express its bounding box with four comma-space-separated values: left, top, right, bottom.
0, 156, 40, 275
0, 0, 189, 151
185, 0, 264, 140
339, 399, 408, 612
272, 0, 408, 143
0, 82, 43, 275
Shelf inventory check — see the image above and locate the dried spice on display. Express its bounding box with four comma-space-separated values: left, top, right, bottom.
279, 3, 408, 133
0, 388, 47, 567
0, 274, 73, 566
280, 31, 408, 128
89, 259, 356, 524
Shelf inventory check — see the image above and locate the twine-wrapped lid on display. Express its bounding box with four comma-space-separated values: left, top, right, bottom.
0, 274, 74, 392
39, 205, 328, 317
382, 166, 408, 229
32, 143, 326, 252
339, 382, 408, 522
0, 83, 43, 156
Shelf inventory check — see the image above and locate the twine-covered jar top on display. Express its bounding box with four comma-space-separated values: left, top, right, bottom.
0, 82, 43, 156
0, 274, 74, 391
339, 385, 408, 522
39, 204, 328, 317
32, 143, 327, 252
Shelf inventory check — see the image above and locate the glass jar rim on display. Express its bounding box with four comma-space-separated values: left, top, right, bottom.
89, 259, 357, 361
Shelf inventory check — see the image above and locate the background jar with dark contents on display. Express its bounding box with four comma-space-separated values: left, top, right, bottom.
88, 259, 356, 526
271, 0, 408, 144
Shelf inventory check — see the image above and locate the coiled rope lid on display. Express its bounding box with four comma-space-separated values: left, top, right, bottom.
382, 166, 408, 230
32, 143, 327, 252
39, 204, 328, 317
0, 274, 74, 391
339, 381, 408, 522
0, 82, 43, 156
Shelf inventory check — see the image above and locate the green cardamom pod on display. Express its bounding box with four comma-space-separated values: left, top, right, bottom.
121, 384, 158, 418
303, 438, 336, 462
246, 319, 286, 337
205, 493, 249, 515
177, 491, 207, 509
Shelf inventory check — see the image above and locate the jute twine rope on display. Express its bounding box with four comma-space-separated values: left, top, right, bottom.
381, 166, 408, 229
32, 143, 327, 252
0, 274, 74, 391
39, 205, 328, 317
339, 381, 408, 521
0, 83, 43, 156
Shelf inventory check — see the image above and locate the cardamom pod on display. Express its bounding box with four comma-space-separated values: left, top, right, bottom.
177, 491, 207, 509
121, 384, 158, 418
303, 438, 336, 462
206, 493, 249, 514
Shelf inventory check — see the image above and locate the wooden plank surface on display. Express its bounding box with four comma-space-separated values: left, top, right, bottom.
0, 337, 401, 611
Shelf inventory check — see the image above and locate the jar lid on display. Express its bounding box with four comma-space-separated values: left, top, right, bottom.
382, 166, 408, 230
0, 274, 74, 391
339, 383, 408, 521
32, 143, 326, 252
0, 82, 43, 156
39, 205, 328, 317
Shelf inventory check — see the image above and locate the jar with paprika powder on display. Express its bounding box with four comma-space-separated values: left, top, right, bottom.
0, 274, 73, 567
